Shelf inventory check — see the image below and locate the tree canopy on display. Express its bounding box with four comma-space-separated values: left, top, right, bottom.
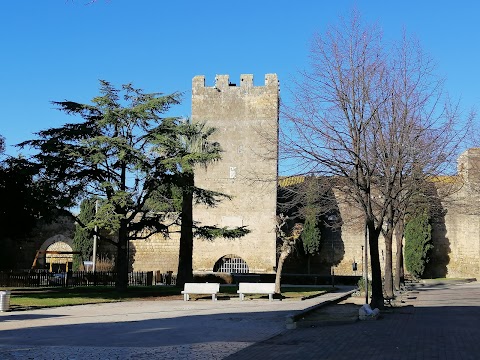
0, 156, 58, 269
19, 81, 186, 289
19, 80, 249, 288
282, 10, 471, 308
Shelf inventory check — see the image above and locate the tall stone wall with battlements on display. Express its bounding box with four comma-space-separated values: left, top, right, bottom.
191, 74, 279, 273
309, 148, 480, 280
124, 73, 480, 282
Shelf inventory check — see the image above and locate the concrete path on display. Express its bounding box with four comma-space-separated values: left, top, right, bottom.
227, 280, 480, 360
0, 286, 354, 359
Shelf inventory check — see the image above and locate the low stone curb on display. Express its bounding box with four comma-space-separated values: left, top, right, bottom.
285, 288, 358, 329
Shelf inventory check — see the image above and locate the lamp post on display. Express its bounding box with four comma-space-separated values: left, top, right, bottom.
92, 199, 98, 272
328, 214, 337, 288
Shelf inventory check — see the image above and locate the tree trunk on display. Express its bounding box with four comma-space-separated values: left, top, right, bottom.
394, 219, 405, 290
176, 173, 194, 288
384, 229, 394, 299
368, 221, 384, 309
115, 162, 129, 292
115, 219, 129, 291
275, 249, 289, 294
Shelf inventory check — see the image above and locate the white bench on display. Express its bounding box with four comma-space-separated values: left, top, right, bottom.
237, 282, 276, 301
181, 283, 220, 301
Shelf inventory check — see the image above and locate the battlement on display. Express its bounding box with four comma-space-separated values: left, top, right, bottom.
458, 148, 480, 184
192, 74, 278, 93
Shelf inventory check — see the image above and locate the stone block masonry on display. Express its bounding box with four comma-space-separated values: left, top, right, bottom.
191, 74, 279, 273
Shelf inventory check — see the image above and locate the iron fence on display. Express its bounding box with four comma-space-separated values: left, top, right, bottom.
0, 270, 155, 288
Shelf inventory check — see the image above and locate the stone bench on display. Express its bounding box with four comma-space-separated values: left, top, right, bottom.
181, 283, 220, 301
237, 282, 276, 301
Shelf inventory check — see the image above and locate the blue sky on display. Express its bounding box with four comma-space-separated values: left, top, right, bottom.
1, 1, 479, 162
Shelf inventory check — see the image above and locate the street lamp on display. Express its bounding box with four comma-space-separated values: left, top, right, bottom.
92, 199, 98, 272
328, 215, 337, 288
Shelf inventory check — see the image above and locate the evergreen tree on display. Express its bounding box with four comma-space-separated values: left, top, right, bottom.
300, 176, 323, 273
148, 120, 249, 286
301, 208, 321, 273
404, 210, 433, 278
72, 197, 97, 270
19, 81, 184, 290
19, 81, 249, 289
0, 156, 57, 269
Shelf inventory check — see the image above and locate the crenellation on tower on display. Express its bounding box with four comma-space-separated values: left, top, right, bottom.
458, 148, 480, 185
192, 74, 279, 93
192, 75, 205, 92
215, 74, 230, 89
240, 74, 254, 88
265, 73, 278, 88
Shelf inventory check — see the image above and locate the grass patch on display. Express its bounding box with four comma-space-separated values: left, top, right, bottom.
6, 286, 182, 310
214, 285, 333, 301
4, 285, 334, 310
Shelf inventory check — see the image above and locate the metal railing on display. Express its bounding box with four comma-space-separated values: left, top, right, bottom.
0, 270, 155, 288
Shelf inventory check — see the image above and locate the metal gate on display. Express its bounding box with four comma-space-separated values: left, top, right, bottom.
213, 255, 249, 273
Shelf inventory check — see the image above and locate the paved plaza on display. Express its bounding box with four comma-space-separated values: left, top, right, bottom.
0, 286, 353, 359
228, 280, 480, 360
1, 282, 480, 359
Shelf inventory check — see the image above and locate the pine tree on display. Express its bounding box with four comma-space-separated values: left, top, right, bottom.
19, 81, 184, 290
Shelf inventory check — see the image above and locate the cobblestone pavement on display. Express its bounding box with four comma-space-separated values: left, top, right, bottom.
227, 280, 480, 360
0, 286, 353, 359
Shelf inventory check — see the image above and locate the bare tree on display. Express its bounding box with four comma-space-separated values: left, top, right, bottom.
274, 214, 303, 294
282, 10, 471, 308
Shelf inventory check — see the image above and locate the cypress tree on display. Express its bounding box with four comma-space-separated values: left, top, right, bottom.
404, 210, 433, 279
301, 208, 321, 273
72, 198, 97, 270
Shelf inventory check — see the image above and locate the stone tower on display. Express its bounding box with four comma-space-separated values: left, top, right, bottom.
191, 74, 279, 274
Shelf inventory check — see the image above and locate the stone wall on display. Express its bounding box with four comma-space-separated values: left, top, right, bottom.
320, 148, 480, 280
129, 226, 180, 273
123, 74, 480, 281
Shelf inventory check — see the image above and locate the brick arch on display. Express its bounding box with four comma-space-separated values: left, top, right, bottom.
39, 234, 73, 251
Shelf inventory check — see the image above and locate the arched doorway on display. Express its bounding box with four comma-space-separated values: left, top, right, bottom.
45, 241, 74, 272
34, 234, 75, 271
213, 254, 249, 273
